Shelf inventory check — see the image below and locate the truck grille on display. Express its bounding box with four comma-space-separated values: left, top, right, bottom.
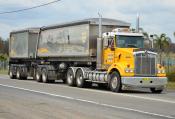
134, 51, 156, 76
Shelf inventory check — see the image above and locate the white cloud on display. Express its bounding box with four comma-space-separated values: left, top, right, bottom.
0, 0, 174, 41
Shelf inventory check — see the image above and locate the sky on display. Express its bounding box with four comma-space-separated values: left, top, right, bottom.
0, 0, 175, 42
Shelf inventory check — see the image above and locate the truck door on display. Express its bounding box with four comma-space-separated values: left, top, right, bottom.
103, 37, 115, 68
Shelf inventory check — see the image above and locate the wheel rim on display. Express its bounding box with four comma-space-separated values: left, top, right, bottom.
67, 70, 73, 84
17, 71, 20, 79
42, 72, 47, 82
77, 74, 83, 86
36, 72, 40, 81
111, 77, 118, 89
9, 71, 13, 77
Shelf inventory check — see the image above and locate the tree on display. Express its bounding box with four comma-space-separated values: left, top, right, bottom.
153, 33, 171, 64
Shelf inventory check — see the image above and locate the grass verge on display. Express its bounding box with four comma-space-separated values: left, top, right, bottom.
0, 69, 8, 75
167, 82, 175, 90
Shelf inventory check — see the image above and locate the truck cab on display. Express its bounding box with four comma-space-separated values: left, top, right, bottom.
102, 28, 167, 93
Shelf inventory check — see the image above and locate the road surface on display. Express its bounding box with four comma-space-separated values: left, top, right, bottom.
0, 75, 175, 119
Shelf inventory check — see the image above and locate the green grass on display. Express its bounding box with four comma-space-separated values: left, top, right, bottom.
167, 82, 175, 90
0, 69, 8, 75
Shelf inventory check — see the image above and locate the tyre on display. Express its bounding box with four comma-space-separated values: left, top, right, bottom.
67, 68, 75, 86
76, 68, 85, 88
21, 67, 27, 80
150, 88, 163, 94
9, 68, 16, 79
36, 69, 42, 82
42, 68, 48, 83
16, 68, 21, 80
109, 71, 122, 92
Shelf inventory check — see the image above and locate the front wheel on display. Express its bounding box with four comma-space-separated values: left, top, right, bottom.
150, 88, 163, 94
109, 71, 122, 92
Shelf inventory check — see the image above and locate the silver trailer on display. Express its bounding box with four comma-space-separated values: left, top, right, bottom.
9, 28, 40, 59
37, 18, 130, 61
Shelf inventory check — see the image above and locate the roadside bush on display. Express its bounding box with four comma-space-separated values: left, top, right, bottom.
167, 70, 175, 82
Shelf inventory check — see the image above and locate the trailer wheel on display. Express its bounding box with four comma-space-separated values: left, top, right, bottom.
76, 68, 85, 88
109, 71, 122, 92
67, 68, 75, 86
36, 70, 42, 82
16, 68, 21, 80
150, 88, 163, 94
42, 68, 48, 83
9, 67, 15, 79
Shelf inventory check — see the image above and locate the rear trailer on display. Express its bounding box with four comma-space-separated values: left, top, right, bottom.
9, 28, 40, 79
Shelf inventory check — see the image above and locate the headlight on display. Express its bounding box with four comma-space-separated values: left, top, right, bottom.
158, 70, 165, 74
125, 68, 134, 73
158, 70, 161, 74
161, 70, 165, 74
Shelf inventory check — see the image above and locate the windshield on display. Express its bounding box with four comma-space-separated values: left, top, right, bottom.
116, 35, 144, 48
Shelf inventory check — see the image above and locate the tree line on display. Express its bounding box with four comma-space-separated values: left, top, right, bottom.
0, 37, 9, 61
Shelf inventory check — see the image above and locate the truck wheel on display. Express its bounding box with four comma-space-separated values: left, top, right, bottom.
67, 68, 75, 86
36, 70, 42, 82
9, 68, 15, 79
42, 69, 48, 83
150, 88, 163, 94
76, 69, 85, 88
109, 71, 122, 92
16, 68, 21, 80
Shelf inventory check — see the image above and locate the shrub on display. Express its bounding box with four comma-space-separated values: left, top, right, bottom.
167, 70, 175, 82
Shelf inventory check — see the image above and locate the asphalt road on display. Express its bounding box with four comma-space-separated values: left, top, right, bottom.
0, 75, 175, 119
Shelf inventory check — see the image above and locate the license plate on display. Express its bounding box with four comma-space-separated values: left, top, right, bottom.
143, 78, 150, 81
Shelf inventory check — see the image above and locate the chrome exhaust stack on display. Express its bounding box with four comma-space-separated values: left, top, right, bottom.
97, 13, 103, 70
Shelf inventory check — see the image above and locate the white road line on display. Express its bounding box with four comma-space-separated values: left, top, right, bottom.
0, 76, 175, 104
0, 84, 174, 119
75, 87, 175, 104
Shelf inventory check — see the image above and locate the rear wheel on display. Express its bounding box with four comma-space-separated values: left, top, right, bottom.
67, 68, 75, 86
150, 88, 163, 94
76, 69, 85, 88
9, 68, 15, 79
16, 68, 21, 80
109, 71, 122, 92
42, 69, 48, 83
36, 70, 42, 82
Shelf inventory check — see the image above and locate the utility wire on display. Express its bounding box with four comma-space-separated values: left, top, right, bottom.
0, 0, 61, 15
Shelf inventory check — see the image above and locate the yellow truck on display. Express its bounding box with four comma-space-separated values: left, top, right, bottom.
100, 28, 167, 93
9, 18, 167, 93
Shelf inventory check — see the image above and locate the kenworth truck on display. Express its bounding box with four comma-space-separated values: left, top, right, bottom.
9, 18, 167, 93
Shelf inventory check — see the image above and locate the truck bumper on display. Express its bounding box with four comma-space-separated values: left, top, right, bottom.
121, 77, 167, 88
